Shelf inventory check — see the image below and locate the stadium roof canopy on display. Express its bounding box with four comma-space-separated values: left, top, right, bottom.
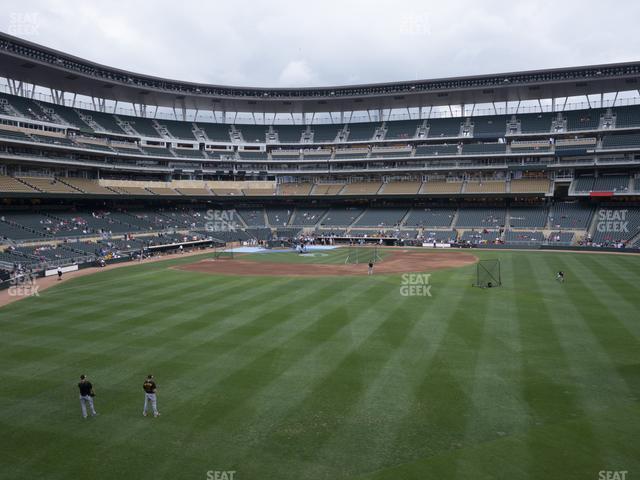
1, 31, 640, 114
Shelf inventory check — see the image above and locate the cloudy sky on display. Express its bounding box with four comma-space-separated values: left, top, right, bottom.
3, 0, 640, 88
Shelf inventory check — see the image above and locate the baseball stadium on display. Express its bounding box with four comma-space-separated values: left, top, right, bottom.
1, 6, 640, 479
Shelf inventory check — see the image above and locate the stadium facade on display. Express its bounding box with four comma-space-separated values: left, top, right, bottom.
1, 30, 640, 274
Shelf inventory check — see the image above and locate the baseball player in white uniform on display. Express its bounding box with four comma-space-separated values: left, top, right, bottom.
142, 374, 160, 417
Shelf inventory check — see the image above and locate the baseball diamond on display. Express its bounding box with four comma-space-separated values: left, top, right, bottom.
1, 5, 640, 480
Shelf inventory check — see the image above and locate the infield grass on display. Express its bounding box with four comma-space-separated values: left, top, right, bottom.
1, 249, 639, 480
241, 246, 390, 264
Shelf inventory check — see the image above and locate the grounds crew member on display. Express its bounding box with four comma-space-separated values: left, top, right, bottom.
78, 374, 98, 418
143, 374, 160, 417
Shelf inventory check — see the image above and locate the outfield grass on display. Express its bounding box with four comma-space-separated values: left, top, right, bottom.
0, 249, 639, 480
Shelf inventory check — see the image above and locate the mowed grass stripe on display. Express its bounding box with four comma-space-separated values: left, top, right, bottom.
579, 255, 640, 340
1, 252, 226, 322
360, 402, 640, 480
533, 254, 629, 473
0, 274, 276, 399
0, 266, 177, 321
78, 279, 385, 459
369, 263, 487, 480
312, 268, 462, 476
0, 269, 210, 332
2, 273, 225, 340
518, 253, 604, 480
153, 279, 363, 394
83, 279, 397, 478
220, 279, 411, 478
150, 282, 390, 472
454, 252, 533, 479
1, 273, 322, 477
549, 256, 636, 404
176, 279, 396, 430
0, 276, 250, 378
369, 266, 476, 474
297, 267, 488, 479
0, 276, 306, 418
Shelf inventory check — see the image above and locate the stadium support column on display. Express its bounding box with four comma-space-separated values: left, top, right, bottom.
8, 79, 24, 96
92, 97, 107, 113
132, 103, 147, 117
425, 106, 433, 120
50, 88, 66, 106
174, 100, 187, 121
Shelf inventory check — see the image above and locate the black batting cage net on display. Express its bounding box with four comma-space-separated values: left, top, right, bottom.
474, 259, 501, 288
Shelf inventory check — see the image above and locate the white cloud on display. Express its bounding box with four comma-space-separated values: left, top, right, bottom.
1, 0, 639, 87
278, 60, 316, 86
